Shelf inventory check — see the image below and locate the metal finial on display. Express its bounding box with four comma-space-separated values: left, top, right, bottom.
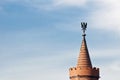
81, 22, 87, 36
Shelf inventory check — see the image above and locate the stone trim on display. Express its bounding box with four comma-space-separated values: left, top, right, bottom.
70, 75, 99, 79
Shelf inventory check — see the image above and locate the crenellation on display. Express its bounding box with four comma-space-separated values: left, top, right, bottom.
69, 67, 78, 71
69, 68, 73, 71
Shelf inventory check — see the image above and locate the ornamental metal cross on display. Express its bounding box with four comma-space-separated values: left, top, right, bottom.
81, 22, 87, 35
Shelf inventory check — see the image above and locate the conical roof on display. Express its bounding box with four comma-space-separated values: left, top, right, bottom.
77, 36, 92, 67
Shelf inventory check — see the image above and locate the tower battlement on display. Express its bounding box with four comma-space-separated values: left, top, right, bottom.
69, 67, 99, 76
69, 67, 99, 71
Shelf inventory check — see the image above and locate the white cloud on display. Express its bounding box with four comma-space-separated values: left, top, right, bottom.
52, 0, 87, 7
0, 0, 88, 10
52, 0, 120, 35
88, 0, 120, 34
90, 48, 120, 58
14, 0, 88, 10
100, 61, 120, 80
0, 50, 74, 80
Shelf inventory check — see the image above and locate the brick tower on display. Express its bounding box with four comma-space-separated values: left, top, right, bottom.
69, 22, 100, 80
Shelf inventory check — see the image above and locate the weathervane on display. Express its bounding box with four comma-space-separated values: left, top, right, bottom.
81, 22, 87, 36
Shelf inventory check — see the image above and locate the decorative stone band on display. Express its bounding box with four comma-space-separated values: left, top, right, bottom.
70, 75, 100, 79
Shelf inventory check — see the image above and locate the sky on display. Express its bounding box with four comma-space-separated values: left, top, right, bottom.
0, 0, 120, 80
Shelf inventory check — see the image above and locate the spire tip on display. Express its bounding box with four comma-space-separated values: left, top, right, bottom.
81, 22, 87, 36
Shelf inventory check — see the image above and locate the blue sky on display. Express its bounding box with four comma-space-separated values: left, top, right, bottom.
0, 0, 120, 80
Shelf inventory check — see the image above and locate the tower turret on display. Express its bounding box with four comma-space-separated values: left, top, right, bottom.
69, 22, 100, 80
